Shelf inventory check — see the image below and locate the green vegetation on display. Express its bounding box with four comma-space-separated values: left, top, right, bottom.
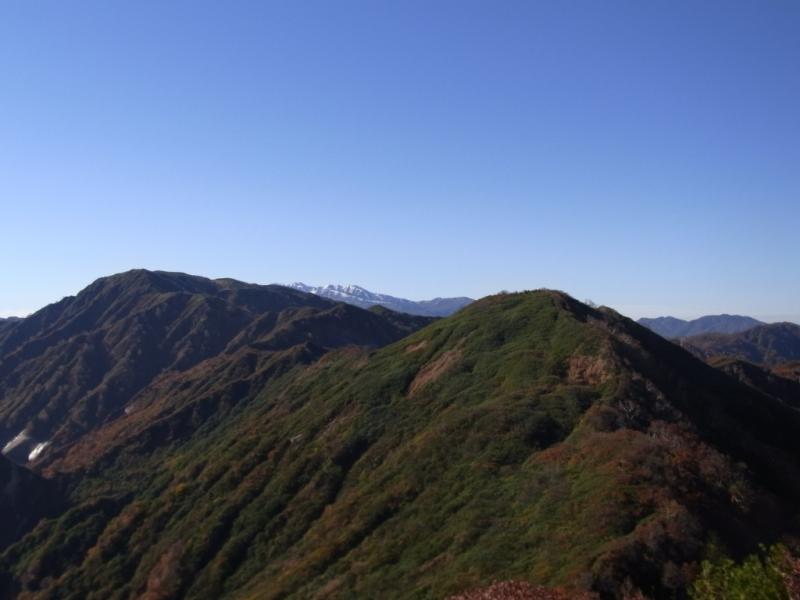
691, 545, 798, 600
3, 287, 800, 599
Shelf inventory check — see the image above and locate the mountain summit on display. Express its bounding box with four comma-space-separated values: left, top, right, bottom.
0, 270, 433, 467
288, 282, 473, 317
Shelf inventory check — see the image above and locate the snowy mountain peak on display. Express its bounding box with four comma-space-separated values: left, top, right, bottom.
285, 282, 473, 317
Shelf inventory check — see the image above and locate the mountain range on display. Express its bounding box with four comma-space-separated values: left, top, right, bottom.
637, 316, 800, 380
679, 322, 800, 367
0, 270, 431, 466
2, 271, 800, 599
637, 314, 764, 338
287, 282, 473, 317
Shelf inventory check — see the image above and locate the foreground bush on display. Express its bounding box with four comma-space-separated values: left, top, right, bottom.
691, 545, 800, 600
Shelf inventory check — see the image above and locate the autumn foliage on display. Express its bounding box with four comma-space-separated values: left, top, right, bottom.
447, 581, 598, 600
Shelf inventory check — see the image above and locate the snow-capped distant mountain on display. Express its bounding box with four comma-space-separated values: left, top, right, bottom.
288, 283, 473, 317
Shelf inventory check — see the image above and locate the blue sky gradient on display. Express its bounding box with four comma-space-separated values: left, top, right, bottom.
1, 1, 798, 321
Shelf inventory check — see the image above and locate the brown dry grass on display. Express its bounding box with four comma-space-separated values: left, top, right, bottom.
567, 354, 612, 385
139, 541, 185, 600
447, 581, 599, 600
408, 347, 463, 397
405, 339, 430, 354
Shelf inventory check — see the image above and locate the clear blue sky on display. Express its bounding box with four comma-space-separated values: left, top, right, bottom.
1, 1, 798, 322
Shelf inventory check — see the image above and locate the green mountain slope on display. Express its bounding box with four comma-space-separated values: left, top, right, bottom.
3, 291, 800, 599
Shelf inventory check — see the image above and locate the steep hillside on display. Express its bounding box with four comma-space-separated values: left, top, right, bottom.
0, 270, 432, 467
709, 357, 800, 409
0, 318, 21, 339
0, 456, 63, 551
680, 322, 800, 366
4, 291, 800, 599
638, 315, 762, 338
774, 361, 800, 382
288, 282, 473, 317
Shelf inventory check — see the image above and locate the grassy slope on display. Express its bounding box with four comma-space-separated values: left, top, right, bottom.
4, 292, 800, 600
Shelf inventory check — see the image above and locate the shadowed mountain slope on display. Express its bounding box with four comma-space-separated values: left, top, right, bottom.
0, 318, 21, 334
3, 291, 800, 599
680, 322, 800, 366
774, 361, 800, 382
709, 357, 800, 409
0, 456, 63, 552
637, 315, 762, 338
0, 270, 432, 467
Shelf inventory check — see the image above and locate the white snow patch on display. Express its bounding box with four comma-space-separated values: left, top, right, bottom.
289, 282, 391, 304
28, 441, 49, 461
2, 431, 30, 455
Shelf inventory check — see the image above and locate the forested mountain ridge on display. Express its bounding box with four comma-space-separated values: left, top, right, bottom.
0, 270, 431, 467
2, 284, 800, 599
680, 322, 800, 366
